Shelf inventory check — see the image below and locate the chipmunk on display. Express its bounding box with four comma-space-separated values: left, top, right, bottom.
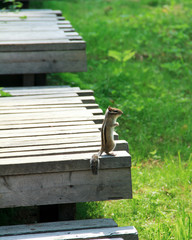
90, 106, 123, 175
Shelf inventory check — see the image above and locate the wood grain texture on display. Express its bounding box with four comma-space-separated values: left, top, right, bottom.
0, 150, 131, 176
0, 226, 138, 240
0, 218, 118, 236
0, 52, 87, 74
0, 167, 132, 208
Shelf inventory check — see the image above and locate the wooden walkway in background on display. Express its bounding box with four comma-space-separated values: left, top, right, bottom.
0, 9, 86, 76
0, 86, 132, 208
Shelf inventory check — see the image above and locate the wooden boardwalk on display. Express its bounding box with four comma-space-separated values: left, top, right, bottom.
0, 86, 132, 208
0, 9, 86, 75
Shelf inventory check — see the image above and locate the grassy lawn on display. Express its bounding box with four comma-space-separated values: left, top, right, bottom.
3, 0, 191, 239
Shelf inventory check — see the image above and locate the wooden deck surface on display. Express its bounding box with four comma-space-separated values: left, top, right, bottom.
0, 86, 132, 208
0, 9, 86, 74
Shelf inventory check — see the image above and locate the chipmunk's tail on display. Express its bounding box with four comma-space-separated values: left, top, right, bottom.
90, 154, 100, 175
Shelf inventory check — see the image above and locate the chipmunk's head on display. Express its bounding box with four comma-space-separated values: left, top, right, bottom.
108, 106, 123, 117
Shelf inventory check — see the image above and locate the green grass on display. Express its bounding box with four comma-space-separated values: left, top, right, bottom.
76, 156, 192, 239
20, 0, 192, 238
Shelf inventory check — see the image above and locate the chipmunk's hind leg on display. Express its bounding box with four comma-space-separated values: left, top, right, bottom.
106, 151, 116, 156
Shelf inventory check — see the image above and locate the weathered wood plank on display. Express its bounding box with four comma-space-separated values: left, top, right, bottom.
0, 116, 104, 128
0, 31, 68, 41
0, 119, 97, 129
0, 104, 99, 113
0, 16, 59, 21
0, 132, 119, 149
0, 93, 80, 100
0, 105, 98, 113
0, 96, 95, 107
0, 151, 131, 176
0, 9, 62, 16
3, 85, 79, 91
0, 40, 86, 51
0, 124, 102, 138
0, 166, 132, 208
0, 140, 128, 159
0, 23, 71, 32
0, 50, 85, 63
0, 140, 128, 155
0, 91, 94, 100
0, 51, 87, 74
0, 26, 60, 31
0, 133, 102, 148
2, 88, 91, 96
0, 134, 101, 149
0, 20, 67, 25
0, 219, 117, 237
0, 227, 138, 240
0, 109, 101, 122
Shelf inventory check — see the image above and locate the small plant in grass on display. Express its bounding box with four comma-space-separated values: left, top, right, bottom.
108, 50, 135, 76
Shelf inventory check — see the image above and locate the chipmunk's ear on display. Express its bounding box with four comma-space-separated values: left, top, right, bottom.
108, 106, 112, 111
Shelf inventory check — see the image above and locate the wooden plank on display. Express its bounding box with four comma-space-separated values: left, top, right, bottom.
0, 131, 119, 149
0, 23, 71, 31
0, 219, 117, 237
0, 93, 79, 100
3, 85, 80, 91
0, 9, 63, 16
0, 167, 132, 208
0, 140, 128, 158
0, 91, 94, 99
0, 124, 102, 138
0, 115, 104, 127
0, 50, 87, 74
0, 151, 131, 176
0, 104, 99, 112
0, 13, 60, 17
0, 26, 73, 32
0, 227, 138, 240
0, 31, 68, 41
0, 20, 67, 25
0, 50, 85, 63
0, 140, 128, 155
0, 16, 59, 21
0, 133, 101, 149
0, 96, 95, 107
0, 22, 72, 27
0, 40, 86, 51
2, 88, 90, 96
0, 26, 60, 31
0, 133, 102, 148
0, 108, 101, 121
0, 119, 97, 130
0, 105, 97, 114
